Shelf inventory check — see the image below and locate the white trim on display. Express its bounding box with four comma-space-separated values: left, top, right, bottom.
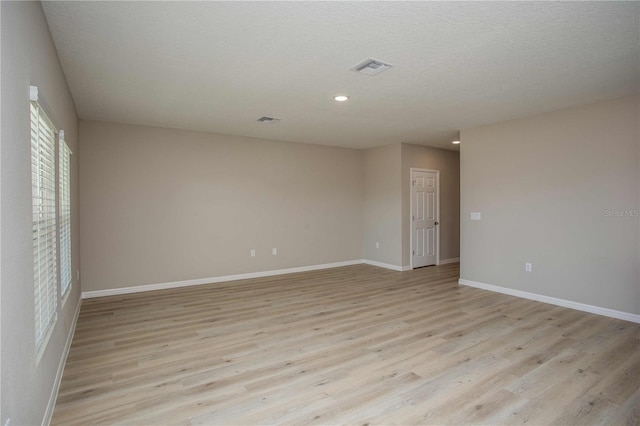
362, 259, 406, 272
439, 257, 460, 265
410, 168, 440, 269
82, 260, 363, 299
35, 315, 57, 366
458, 279, 640, 324
42, 296, 81, 426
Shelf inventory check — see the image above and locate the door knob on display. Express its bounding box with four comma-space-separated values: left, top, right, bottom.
435, 221, 439, 225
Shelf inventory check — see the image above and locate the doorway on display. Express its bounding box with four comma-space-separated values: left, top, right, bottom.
410, 168, 439, 268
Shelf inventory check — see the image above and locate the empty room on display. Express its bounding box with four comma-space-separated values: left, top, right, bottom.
1, 1, 639, 425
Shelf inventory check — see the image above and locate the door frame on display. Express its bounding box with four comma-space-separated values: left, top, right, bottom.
409, 168, 440, 269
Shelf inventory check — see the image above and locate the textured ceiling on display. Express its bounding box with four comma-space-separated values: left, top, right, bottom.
42, 1, 639, 151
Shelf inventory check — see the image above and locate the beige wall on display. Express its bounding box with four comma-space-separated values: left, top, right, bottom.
362, 142, 460, 268
401, 143, 460, 266
461, 95, 640, 315
1, 2, 80, 425
80, 127, 461, 288
362, 143, 403, 266
79, 121, 363, 291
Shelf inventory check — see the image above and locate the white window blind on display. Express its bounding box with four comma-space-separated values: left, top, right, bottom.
31, 100, 58, 351
59, 134, 72, 297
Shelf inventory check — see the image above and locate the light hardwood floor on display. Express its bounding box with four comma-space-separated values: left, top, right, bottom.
52, 263, 640, 425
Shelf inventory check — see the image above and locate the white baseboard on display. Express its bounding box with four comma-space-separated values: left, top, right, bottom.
439, 257, 460, 265
82, 260, 364, 299
82, 258, 454, 300
362, 259, 406, 272
42, 296, 82, 426
459, 278, 640, 324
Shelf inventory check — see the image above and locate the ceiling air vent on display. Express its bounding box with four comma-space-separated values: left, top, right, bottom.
257, 116, 280, 123
351, 58, 393, 76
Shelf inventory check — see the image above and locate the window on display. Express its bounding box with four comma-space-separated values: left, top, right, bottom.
59, 133, 72, 298
31, 99, 58, 351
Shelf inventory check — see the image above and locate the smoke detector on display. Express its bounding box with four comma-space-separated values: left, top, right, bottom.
351, 58, 393, 76
257, 116, 281, 123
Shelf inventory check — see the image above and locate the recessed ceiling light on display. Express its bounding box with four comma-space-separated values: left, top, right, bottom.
334, 95, 349, 102
452, 140, 461, 144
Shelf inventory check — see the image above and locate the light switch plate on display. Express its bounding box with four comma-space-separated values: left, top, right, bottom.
471, 212, 481, 220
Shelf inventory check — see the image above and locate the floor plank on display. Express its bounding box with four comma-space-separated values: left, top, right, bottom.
52, 263, 640, 425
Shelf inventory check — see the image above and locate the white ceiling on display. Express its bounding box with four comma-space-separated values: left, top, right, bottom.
42, 1, 639, 151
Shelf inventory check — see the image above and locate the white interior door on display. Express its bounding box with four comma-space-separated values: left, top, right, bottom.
411, 170, 438, 268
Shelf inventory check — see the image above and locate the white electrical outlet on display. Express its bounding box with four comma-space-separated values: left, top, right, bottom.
250, 249, 256, 257
272, 248, 277, 255
376, 242, 380, 249
470, 212, 481, 220
525, 262, 532, 272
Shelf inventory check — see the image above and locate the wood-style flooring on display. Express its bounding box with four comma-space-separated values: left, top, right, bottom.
52, 263, 640, 425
